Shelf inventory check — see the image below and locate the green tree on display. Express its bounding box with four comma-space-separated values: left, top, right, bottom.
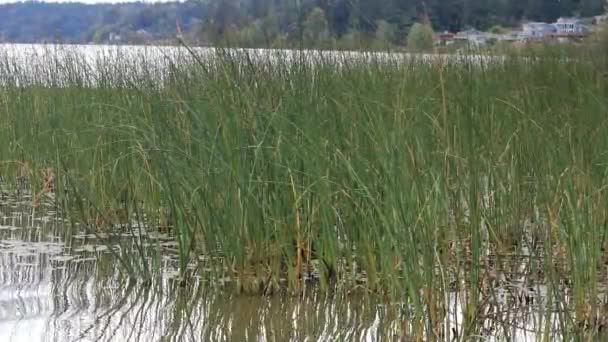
580, 0, 605, 17
2, 0, 608, 47
406, 22, 435, 51
272, 33, 289, 48
525, 0, 561, 22
241, 19, 266, 46
338, 30, 364, 50
488, 25, 506, 34
303, 7, 330, 46
373, 20, 395, 49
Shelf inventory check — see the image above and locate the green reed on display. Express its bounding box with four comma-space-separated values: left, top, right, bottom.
0, 45, 607, 339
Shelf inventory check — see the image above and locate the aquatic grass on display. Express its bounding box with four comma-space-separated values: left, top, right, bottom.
1, 45, 607, 339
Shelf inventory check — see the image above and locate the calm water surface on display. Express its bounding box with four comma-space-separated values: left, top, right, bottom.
0, 192, 410, 342
0, 190, 575, 341
0, 43, 497, 88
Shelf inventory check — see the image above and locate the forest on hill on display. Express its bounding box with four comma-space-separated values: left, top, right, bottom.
0, 0, 605, 46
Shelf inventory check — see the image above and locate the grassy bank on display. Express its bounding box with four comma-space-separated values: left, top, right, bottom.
0, 46, 607, 339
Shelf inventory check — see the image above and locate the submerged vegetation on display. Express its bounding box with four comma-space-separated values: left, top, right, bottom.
0, 44, 608, 339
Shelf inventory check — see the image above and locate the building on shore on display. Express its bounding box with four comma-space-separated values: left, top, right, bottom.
554, 17, 589, 36
453, 29, 490, 45
595, 15, 608, 25
521, 22, 557, 40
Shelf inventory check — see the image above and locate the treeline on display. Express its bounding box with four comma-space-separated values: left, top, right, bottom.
0, 0, 606, 47
203, 0, 607, 48
0, 1, 204, 44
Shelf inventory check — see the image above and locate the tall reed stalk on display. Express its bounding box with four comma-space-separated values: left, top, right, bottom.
0, 44, 607, 339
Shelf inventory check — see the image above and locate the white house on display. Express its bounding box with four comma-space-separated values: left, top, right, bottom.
554, 18, 589, 36
454, 29, 489, 45
522, 22, 557, 39
499, 31, 521, 42
109, 32, 122, 42
595, 15, 608, 25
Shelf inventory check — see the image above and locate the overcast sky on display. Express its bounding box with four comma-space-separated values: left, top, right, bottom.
0, 0, 177, 3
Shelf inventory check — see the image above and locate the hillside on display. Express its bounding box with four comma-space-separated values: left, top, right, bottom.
0, 0, 605, 46
0, 1, 204, 44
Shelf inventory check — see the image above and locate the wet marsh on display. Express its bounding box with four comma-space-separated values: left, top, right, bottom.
0, 44, 607, 340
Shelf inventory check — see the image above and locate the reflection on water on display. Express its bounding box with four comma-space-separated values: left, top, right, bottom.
0, 193, 407, 342
0, 191, 601, 341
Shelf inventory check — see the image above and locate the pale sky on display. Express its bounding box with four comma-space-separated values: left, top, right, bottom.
0, 0, 178, 3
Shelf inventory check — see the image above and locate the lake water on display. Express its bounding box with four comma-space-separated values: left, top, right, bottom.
0, 189, 576, 341
0, 43, 499, 87
0, 43, 444, 63
0, 191, 409, 342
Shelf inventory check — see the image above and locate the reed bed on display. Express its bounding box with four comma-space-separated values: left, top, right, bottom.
0, 45, 607, 340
